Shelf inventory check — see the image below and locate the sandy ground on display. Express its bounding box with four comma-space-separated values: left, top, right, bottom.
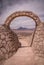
4, 33, 44, 65
4, 47, 44, 65
4, 35, 35, 65
19, 36, 32, 46
4, 47, 35, 65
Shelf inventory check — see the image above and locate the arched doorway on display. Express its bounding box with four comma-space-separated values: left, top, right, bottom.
5, 11, 41, 46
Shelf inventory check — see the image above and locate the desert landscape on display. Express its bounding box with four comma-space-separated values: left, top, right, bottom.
0, 0, 44, 65
14, 29, 34, 47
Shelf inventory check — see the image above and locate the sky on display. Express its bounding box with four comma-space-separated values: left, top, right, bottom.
0, 0, 44, 29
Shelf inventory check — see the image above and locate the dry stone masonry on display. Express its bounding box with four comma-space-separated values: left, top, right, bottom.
0, 25, 21, 60
32, 22, 44, 57
0, 11, 44, 65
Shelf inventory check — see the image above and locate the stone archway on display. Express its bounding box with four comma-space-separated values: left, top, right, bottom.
5, 11, 41, 27
0, 11, 44, 65
5, 11, 41, 47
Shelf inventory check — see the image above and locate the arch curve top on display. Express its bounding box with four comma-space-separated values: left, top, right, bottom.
4, 11, 41, 27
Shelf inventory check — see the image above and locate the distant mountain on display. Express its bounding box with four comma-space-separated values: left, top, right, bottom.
17, 27, 34, 30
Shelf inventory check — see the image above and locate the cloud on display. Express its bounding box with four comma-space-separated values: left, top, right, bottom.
0, 0, 44, 29
10, 17, 35, 29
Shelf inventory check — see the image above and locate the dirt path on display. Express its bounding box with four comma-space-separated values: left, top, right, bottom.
4, 47, 44, 65
4, 47, 35, 65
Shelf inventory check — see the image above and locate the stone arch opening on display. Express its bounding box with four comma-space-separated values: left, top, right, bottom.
4, 11, 41, 46
10, 17, 35, 47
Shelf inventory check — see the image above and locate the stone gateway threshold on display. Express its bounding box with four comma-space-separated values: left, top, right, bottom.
0, 11, 44, 65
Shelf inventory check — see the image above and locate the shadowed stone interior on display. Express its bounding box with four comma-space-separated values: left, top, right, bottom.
0, 25, 21, 65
